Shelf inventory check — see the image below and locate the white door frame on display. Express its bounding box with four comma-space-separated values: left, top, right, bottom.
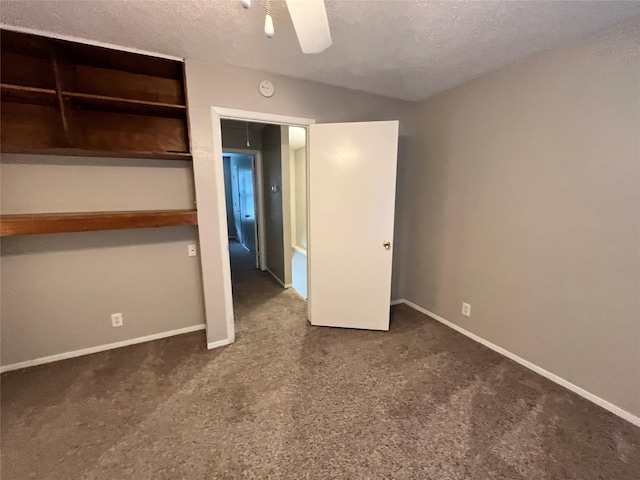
210, 107, 315, 348
223, 148, 264, 270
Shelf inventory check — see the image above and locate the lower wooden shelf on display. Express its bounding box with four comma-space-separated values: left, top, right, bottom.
0, 145, 192, 161
0, 210, 198, 236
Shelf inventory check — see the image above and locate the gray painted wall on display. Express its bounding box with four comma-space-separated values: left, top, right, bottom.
398, 21, 640, 417
261, 125, 286, 283
0, 155, 205, 366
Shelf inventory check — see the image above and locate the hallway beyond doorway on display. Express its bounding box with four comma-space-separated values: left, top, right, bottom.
218, 117, 310, 345
228, 240, 292, 327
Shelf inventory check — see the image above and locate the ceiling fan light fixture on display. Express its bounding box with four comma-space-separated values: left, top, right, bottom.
285, 0, 332, 54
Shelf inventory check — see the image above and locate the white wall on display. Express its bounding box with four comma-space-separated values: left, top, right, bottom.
280, 127, 293, 286
291, 248, 307, 300
293, 147, 307, 249
260, 125, 287, 283
398, 21, 640, 417
288, 126, 308, 299
185, 60, 415, 345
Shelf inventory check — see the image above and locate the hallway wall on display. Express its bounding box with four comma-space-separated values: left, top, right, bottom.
261, 125, 286, 284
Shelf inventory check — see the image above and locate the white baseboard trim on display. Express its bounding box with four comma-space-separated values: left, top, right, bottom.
292, 245, 307, 256
207, 338, 233, 350
392, 299, 640, 428
290, 287, 308, 301
0, 324, 206, 374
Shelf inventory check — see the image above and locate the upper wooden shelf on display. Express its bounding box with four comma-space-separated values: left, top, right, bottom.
0, 210, 198, 237
1, 29, 191, 158
62, 91, 187, 118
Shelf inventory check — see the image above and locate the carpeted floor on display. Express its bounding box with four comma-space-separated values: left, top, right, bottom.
2, 241, 639, 479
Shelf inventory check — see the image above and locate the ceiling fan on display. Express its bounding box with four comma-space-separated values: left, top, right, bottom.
241, 0, 332, 54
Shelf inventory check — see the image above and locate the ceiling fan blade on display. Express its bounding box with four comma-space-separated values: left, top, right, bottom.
285, 0, 332, 54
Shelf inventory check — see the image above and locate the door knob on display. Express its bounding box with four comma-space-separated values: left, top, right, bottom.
383, 241, 391, 250
245, 215, 250, 218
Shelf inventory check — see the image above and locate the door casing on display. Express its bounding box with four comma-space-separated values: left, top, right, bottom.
207, 108, 315, 348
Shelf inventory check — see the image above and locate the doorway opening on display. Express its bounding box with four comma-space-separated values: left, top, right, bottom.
206, 107, 399, 346
219, 119, 309, 323
223, 152, 259, 269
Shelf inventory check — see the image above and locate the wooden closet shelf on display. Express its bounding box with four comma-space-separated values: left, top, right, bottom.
0, 210, 198, 237
0, 145, 192, 161
1, 83, 57, 105
2, 30, 191, 158
62, 91, 187, 118
1, 83, 56, 94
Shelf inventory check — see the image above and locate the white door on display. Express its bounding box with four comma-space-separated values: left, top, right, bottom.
308, 121, 399, 331
238, 158, 257, 258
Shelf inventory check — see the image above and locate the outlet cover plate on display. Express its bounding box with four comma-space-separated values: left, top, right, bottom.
111, 313, 123, 327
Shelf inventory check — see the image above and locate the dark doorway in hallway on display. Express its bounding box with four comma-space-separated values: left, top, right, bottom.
223, 153, 258, 269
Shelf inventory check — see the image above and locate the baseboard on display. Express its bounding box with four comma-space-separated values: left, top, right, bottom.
292, 245, 307, 256
290, 287, 307, 301
207, 338, 233, 350
392, 299, 640, 428
265, 267, 287, 288
0, 324, 206, 374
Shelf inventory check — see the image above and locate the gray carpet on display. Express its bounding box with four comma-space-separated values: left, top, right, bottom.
2, 241, 639, 479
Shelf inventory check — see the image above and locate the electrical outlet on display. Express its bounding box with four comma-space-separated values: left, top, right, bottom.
111, 313, 123, 327
188, 244, 197, 257
462, 303, 471, 317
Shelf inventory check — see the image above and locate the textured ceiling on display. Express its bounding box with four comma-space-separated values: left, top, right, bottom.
1, 0, 639, 101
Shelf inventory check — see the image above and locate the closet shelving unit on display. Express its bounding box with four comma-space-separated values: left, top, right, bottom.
0, 30, 197, 236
